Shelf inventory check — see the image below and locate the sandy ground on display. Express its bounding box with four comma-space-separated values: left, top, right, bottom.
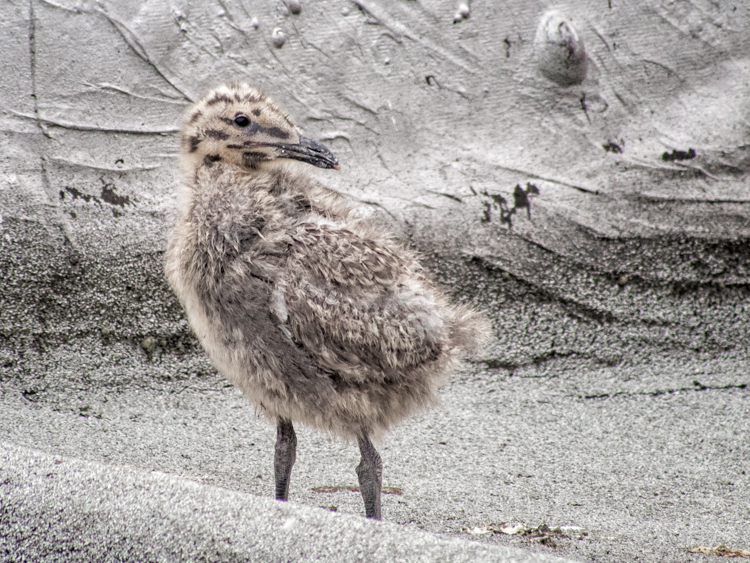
1, 354, 748, 562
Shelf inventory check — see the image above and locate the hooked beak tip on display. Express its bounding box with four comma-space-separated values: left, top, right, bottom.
333, 164, 341, 171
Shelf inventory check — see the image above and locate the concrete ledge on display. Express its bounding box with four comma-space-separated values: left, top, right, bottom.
0, 442, 578, 563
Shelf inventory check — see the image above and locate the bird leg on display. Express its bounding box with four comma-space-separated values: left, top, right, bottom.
356, 434, 383, 519
274, 417, 297, 501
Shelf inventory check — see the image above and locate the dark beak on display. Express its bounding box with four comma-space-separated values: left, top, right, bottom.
276, 135, 340, 170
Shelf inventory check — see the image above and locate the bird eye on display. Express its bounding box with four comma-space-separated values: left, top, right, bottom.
234, 115, 250, 127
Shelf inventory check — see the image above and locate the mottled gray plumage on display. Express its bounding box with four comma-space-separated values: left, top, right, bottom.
165, 82, 490, 518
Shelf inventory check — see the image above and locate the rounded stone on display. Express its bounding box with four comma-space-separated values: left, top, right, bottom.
141, 336, 156, 353
285, 0, 302, 15
271, 28, 286, 48
534, 10, 587, 86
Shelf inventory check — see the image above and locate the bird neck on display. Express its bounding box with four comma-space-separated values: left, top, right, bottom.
178, 157, 320, 219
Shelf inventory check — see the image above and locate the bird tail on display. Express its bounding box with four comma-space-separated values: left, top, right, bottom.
447, 303, 493, 357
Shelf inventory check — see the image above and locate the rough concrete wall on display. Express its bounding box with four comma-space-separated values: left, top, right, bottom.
2, 0, 750, 392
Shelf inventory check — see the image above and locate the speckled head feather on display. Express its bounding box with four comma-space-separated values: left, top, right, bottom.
181, 82, 338, 177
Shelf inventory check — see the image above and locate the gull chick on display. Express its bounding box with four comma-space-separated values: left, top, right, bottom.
165, 82, 490, 519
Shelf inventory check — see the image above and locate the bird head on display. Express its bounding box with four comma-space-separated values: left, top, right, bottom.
180, 82, 340, 173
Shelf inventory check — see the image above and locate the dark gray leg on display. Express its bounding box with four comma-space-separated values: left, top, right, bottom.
274, 417, 297, 501
356, 434, 383, 519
